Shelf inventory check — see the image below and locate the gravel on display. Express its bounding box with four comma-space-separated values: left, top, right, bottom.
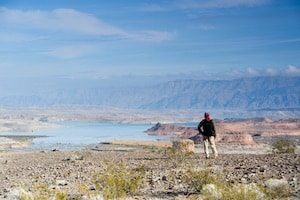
0, 144, 299, 199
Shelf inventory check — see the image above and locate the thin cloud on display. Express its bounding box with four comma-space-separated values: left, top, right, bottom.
0, 7, 173, 42
265, 68, 278, 76
0, 31, 47, 43
285, 65, 300, 76
246, 67, 259, 76
198, 25, 216, 31
137, 0, 270, 12
137, 3, 169, 12
0, 8, 125, 36
228, 65, 300, 78
45, 45, 96, 59
176, 0, 271, 9
131, 31, 175, 42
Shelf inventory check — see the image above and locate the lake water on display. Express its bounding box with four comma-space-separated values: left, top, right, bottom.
1, 122, 169, 150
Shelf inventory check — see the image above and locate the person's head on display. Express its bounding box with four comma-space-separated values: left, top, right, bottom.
204, 112, 211, 121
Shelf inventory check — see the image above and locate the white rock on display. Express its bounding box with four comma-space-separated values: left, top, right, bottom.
202, 184, 221, 199
265, 178, 288, 189
56, 179, 68, 186
241, 177, 247, 184
5, 188, 33, 200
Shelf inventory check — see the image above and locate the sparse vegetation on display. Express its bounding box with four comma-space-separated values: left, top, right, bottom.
213, 183, 263, 200
17, 167, 293, 200
55, 190, 68, 200
182, 168, 293, 200
164, 140, 194, 168
76, 183, 99, 199
21, 183, 51, 200
2, 145, 297, 200
260, 183, 292, 200
93, 163, 146, 199
20, 182, 69, 200
272, 139, 296, 154
182, 168, 259, 199
183, 169, 221, 192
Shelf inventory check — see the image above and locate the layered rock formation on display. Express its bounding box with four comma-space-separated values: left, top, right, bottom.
145, 123, 197, 138
145, 122, 255, 145
146, 118, 300, 146
216, 132, 255, 145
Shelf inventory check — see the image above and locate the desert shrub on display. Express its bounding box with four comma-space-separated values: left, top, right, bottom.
201, 182, 292, 200
214, 184, 263, 200
165, 142, 194, 168
183, 169, 220, 192
77, 183, 100, 199
20, 183, 69, 200
183, 169, 284, 200
260, 183, 292, 200
93, 163, 145, 200
272, 139, 296, 154
55, 190, 68, 200
264, 186, 291, 200
20, 183, 51, 200
178, 160, 293, 200
20, 194, 33, 200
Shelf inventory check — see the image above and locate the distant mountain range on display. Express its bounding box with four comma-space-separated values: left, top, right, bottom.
0, 76, 299, 111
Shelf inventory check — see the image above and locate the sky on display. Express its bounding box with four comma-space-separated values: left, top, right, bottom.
0, 0, 300, 80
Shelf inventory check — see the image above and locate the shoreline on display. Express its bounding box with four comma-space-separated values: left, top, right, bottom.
0, 138, 277, 155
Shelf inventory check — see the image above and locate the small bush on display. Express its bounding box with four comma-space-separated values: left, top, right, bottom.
260, 183, 292, 200
272, 139, 296, 154
215, 184, 263, 200
265, 187, 291, 200
20, 183, 51, 200
165, 145, 194, 168
20, 192, 33, 200
77, 183, 100, 199
183, 169, 220, 192
93, 163, 145, 200
20, 183, 69, 200
201, 182, 292, 200
183, 169, 293, 200
55, 190, 68, 200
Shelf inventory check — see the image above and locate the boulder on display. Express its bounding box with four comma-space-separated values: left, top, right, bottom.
265, 178, 289, 189
172, 139, 195, 153
5, 188, 33, 200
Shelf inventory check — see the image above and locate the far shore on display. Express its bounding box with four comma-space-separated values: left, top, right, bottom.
0, 135, 47, 151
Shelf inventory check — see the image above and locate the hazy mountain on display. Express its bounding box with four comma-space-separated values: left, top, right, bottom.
138, 76, 300, 110
0, 76, 299, 111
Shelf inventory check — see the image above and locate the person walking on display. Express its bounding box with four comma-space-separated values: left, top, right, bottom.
198, 112, 218, 158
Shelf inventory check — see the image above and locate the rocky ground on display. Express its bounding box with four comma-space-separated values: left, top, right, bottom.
0, 144, 299, 199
